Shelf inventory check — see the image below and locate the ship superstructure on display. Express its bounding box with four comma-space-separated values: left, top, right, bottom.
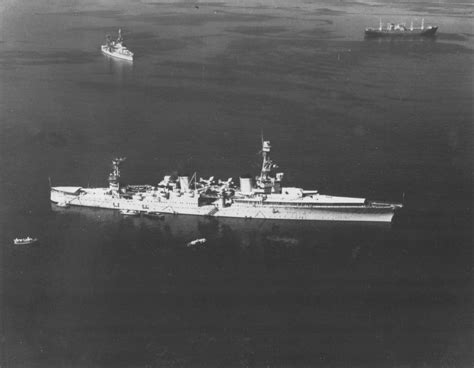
51, 139, 402, 222
101, 29, 134, 61
365, 19, 438, 37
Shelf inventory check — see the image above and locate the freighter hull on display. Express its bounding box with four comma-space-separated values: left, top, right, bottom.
51, 187, 399, 223
365, 26, 438, 38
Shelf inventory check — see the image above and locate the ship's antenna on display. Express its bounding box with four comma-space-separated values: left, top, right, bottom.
379, 18, 382, 31
48, 176, 52, 189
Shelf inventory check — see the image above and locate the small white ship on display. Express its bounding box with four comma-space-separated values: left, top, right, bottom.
120, 209, 140, 216
13, 237, 38, 245
101, 29, 134, 61
50, 138, 402, 222
187, 238, 207, 247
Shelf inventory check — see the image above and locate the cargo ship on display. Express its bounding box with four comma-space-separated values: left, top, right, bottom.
365, 19, 438, 37
101, 29, 134, 61
50, 139, 402, 222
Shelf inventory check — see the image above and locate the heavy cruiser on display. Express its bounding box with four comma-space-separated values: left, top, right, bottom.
51, 139, 402, 222
365, 19, 438, 38
101, 29, 134, 61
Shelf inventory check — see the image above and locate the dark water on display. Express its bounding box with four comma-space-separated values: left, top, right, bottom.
0, 1, 472, 367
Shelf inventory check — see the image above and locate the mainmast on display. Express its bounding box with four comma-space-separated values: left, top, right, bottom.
255, 139, 284, 194
117, 29, 123, 43
108, 157, 126, 193
260, 140, 274, 183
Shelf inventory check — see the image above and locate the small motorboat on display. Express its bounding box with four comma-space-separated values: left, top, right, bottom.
143, 211, 165, 220
186, 238, 207, 247
13, 237, 38, 245
120, 209, 140, 216
56, 201, 70, 208
266, 235, 299, 247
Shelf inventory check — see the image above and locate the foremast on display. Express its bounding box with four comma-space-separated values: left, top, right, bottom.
117, 28, 123, 44
104, 29, 125, 51
108, 157, 126, 195
255, 139, 284, 194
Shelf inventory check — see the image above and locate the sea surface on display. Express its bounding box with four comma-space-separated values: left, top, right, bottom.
0, 0, 472, 367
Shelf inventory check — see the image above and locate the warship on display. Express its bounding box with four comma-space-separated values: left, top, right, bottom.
365, 19, 438, 37
13, 237, 38, 245
101, 29, 134, 61
50, 139, 402, 222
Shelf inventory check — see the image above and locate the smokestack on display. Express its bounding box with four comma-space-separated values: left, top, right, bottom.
179, 176, 190, 192
239, 176, 253, 194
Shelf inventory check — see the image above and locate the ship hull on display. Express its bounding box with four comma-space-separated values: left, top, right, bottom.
101, 45, 133, 61
13, 239, 38, 245
215, 204, 396, 222
365, 26, 438, 38
51, 187, 399, 223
